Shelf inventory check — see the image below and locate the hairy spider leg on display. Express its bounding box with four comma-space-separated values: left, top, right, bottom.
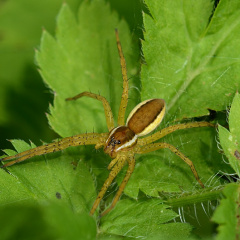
136, 143, 204, 188
138, 122, 215, 145
100, 153, 135, 217
66, 91, 114, 131
90, 153, 127, 215
1, 133, 106, 168
115, 29, 129, 126
107, 156, 119, 170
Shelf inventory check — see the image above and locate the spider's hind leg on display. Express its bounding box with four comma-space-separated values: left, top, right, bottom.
136, 142, 204, 188
138, 122, 215, 146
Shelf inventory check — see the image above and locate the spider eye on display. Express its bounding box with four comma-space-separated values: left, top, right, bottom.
109, 137, 115, 146
108, 136, 121, 146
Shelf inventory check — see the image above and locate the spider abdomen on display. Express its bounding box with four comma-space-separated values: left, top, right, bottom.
127, 99, 165, 136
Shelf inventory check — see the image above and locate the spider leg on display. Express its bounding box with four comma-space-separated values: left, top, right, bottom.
66, 92, 114, 131
107, 156, 119, 170
138, 122, 215, 145
1, 133, 107, 168
115, 29, 129, 126
89, 154, 127, 216
136, 143, 204, 188
100, 153, 135, 217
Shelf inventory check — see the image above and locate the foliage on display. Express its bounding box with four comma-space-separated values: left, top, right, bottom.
0, 0, 81, 150
1, 0, 240, 239
215, 93, 240, 239
218, 93, 240, 176
212, 183, 240, 240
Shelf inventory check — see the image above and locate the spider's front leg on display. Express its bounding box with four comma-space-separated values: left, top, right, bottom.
115, 29, 129, 126
136, 142, 204, 188
66, 91, 114, 131
1, 133, 107, 168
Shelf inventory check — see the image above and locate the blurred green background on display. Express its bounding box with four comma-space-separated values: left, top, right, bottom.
0, 0, 143, 152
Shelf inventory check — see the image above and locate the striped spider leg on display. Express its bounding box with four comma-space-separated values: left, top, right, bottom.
1, 29, 214, 217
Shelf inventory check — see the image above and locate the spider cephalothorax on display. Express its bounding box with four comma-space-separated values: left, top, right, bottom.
105, 98, 165, 158
104, 126, 137, 158
1, 30, 213, 216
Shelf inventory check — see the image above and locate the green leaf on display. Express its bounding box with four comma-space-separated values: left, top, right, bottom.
1, 1, 239, 239
100, 199, 192, 240
0, 139, 97, 239
122, 0, 236, 201
218, 92, 240, 176
0, 0, 80, 150
1, 1, 139, 239
142, 0, 240, 121
36, 1, 139, 137
0, 202, 96, 240
43, 202, 96, 240
0, 140, 96, 212
119, 1, 237, 238
212, 183, 240, 240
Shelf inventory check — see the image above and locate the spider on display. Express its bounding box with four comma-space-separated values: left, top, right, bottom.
1, 29, 214, 217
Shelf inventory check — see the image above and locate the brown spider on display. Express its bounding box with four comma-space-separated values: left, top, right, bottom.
1, 30, 213, 216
